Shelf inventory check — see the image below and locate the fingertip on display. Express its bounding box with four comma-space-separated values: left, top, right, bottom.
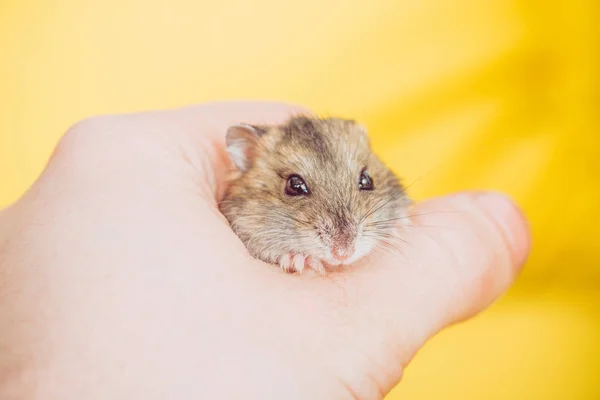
408, 191, 531, 275
471, 191, 531, 273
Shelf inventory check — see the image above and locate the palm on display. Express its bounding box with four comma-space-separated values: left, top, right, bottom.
0, 102, 528, 399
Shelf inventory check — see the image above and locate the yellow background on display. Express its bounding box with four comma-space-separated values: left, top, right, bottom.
1, 0, 598, 398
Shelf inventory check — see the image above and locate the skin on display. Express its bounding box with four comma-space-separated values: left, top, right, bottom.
220, 116, 411, 274
0, 101, 530, 399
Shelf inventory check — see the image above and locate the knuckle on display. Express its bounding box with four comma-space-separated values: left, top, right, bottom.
52, 115, 113, 162
51, 114, 146, 172
61, 115, 114, 144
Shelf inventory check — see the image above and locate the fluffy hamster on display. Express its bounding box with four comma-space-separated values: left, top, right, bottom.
219, 115, 411, 274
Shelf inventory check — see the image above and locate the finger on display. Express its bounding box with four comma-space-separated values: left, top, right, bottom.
339, 191, 530, 364
50, 101, 311, 203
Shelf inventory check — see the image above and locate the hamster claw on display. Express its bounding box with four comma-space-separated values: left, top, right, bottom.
278, 254, 294, 273
292, 254, 306, 273
307, 257, 326, 275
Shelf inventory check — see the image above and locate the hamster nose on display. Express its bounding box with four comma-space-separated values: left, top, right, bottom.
332, 243, 355, 261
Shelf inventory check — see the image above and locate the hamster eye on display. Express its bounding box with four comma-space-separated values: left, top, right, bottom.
358, 169, 374, 191
285, 174, 310, 196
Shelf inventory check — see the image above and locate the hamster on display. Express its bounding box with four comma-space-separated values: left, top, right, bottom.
219, 115, 411, 274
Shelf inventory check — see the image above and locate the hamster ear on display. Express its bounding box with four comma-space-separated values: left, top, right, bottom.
225, 124, 267, 172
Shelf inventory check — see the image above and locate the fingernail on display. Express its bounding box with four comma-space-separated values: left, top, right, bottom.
473, 192, 531, 269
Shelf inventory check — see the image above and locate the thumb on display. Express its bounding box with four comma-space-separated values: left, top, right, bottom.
343, 191, 530, 364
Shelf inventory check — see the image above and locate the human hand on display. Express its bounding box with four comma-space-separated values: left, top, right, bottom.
0, 102, 530, 399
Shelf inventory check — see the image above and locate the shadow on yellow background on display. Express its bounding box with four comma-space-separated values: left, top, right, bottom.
1, 0, 598, 398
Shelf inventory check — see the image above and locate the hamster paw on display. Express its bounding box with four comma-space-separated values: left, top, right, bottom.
278, 253, 306, 274
278, 254, 326, 275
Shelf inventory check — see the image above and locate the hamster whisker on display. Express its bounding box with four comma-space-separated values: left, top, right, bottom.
402, 164, 442, 191
380, 241, 402, 255
407, 224, 458, 230
363, 231, 413, 249
374, 239, 409, 262
402, 226, 440, 244
359, 191, 407, 223
364, 222, 405, 229
365, 210, 463, 227
365, 216, 412, 225
359, 191, 409, 224
360, 192, 405, 222
366, 222, 457, 234
407, 210, 462, 218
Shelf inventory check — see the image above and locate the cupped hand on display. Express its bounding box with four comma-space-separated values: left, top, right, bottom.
0, 102, 530, 399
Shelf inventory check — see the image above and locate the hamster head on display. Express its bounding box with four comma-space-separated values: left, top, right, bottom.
220, 115, 411, 273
